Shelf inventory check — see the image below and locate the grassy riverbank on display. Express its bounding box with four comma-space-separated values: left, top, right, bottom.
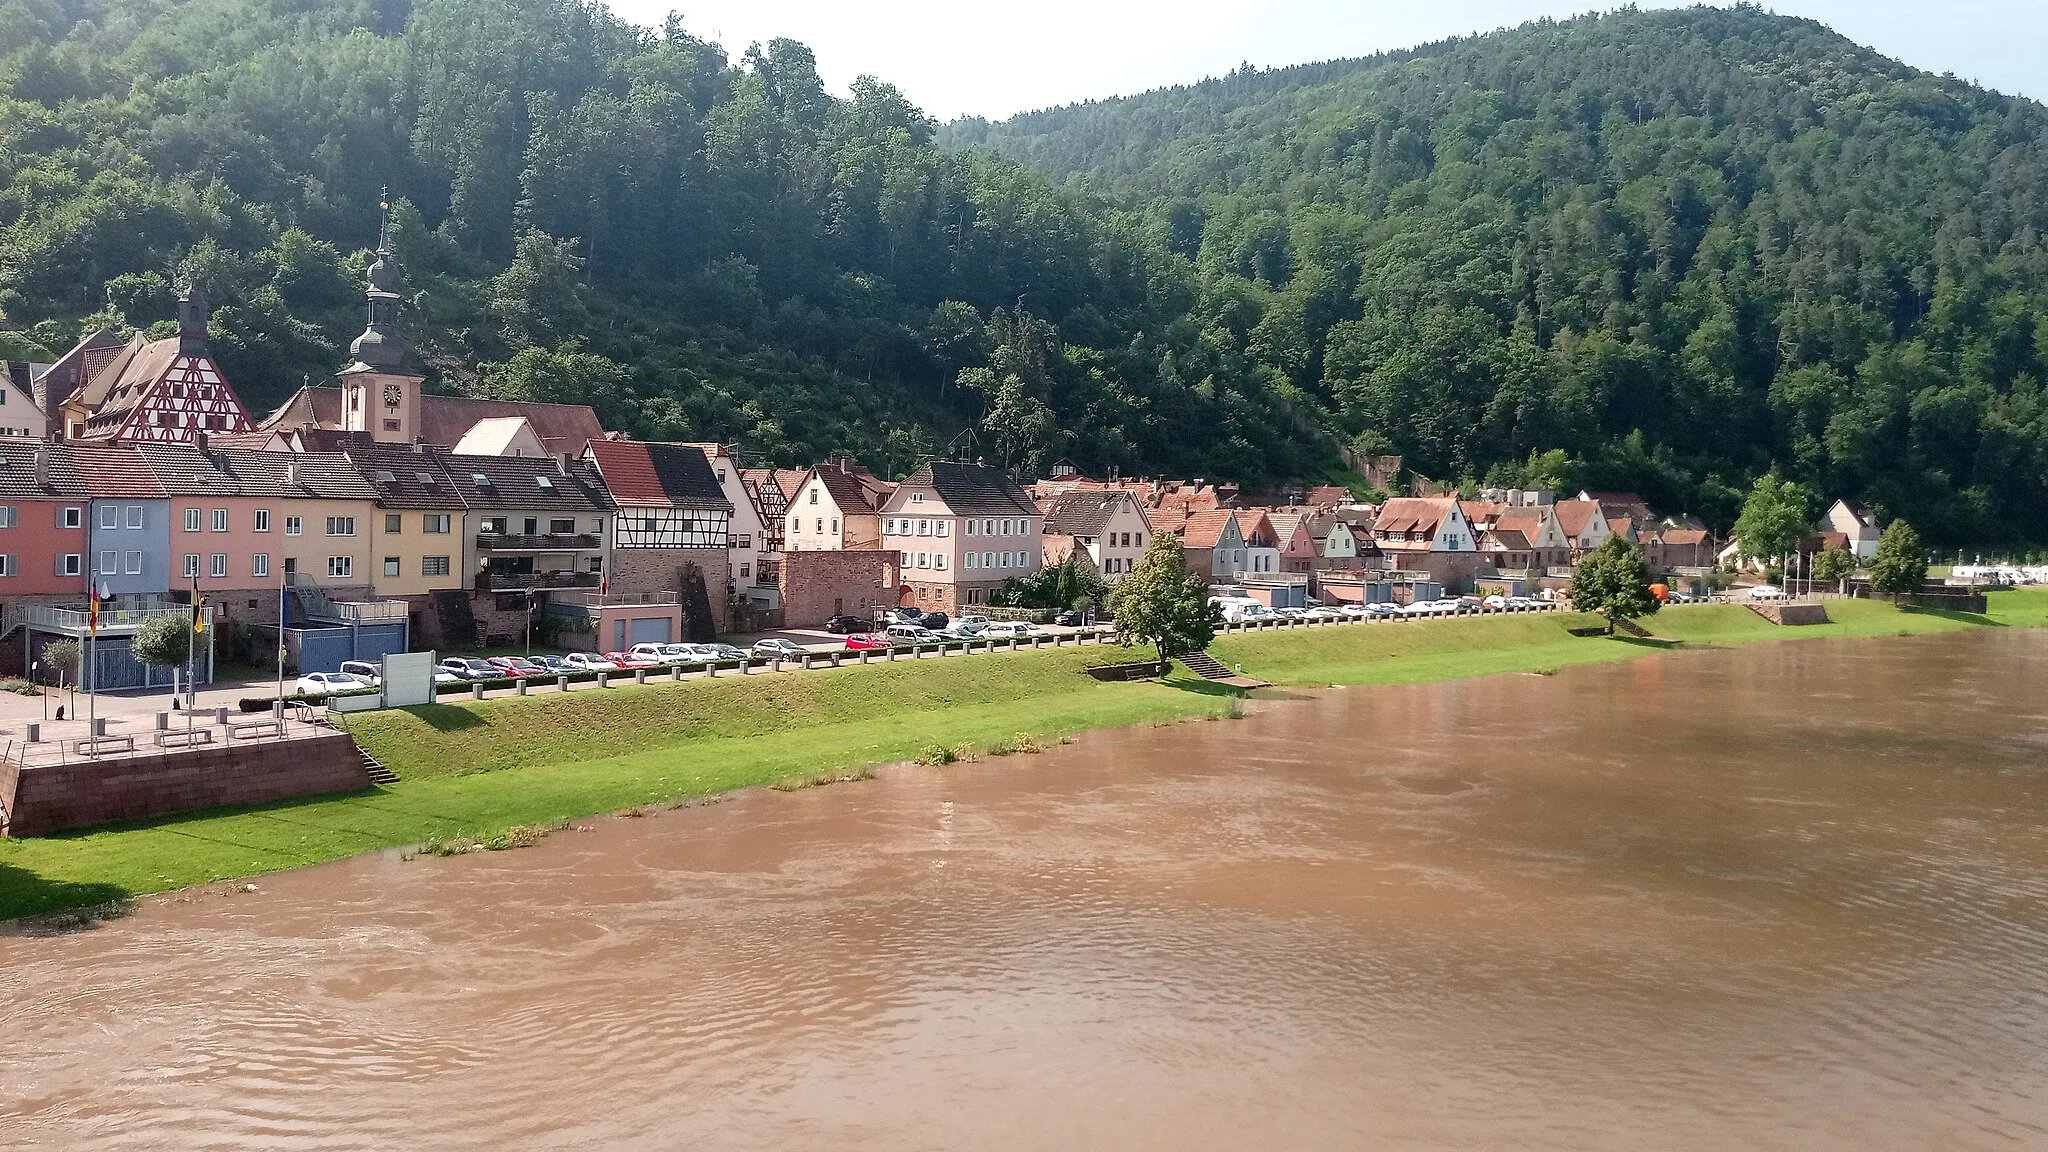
4, 590, 2044, 921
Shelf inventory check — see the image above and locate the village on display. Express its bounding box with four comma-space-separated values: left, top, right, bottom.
0, 219, 1906, 698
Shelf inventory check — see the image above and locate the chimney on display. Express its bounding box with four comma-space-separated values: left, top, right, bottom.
193, 429, 208, 454
556, 454, 568, 475
33, 446, 46, 491
286, 460, 297, 489
176, 282, 210, 358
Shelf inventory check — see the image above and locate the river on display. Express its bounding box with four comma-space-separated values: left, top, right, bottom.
3, 630, 2047, 1149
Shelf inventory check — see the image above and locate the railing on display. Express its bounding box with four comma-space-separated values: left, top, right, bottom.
475, 533, 601, 551
476, 570, 602, 591
553, 589, 679, 609
308, 599, 410, 623
11, 602, 207, 635
755, 560, 780, 586
1237, 571, 1310, 586
1545, 566, 1577, 578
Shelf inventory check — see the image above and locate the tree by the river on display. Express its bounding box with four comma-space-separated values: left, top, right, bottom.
1107, 534, 1216, 662
1570, 535, 1661, 635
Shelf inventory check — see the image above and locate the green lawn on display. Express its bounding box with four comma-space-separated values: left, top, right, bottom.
4, 589, 2045, 921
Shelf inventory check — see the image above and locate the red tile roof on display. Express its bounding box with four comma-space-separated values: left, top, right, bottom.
1180, 509, 1237, 549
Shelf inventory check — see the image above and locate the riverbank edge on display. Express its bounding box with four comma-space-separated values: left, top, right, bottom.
5, 593, 2045, 923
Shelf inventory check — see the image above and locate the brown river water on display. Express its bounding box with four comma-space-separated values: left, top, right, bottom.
4, 629, 2048, 1150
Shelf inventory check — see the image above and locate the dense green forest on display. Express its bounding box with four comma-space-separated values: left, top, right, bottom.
4, 2, 2048, 545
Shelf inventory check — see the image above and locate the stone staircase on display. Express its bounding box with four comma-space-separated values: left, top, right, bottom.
356, 743, 397, 785
1179, 649, 1271, 689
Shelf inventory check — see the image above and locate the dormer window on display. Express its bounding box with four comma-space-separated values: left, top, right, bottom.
910, 493, 924, 503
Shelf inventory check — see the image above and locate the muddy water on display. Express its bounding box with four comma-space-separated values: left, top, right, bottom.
5, 631, 2048, 1150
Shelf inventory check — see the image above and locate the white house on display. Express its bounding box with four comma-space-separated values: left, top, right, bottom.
686, 442, 776, 602
785, 457, 890, 552
1552, 497, 1611, 557
1040, 488, 1154, 579
451, 415, 548, 459
1820, 499, 1881, 559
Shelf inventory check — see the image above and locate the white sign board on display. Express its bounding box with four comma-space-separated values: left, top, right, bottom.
382, 650, 438, 708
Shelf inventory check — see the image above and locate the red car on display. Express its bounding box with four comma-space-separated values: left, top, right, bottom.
487, 656, 548, 677
601, 650, 661, 669
843, 632, 891, 651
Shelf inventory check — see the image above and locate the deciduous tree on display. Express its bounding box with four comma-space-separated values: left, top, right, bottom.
1869, 520, 1928, 601
1106, 534, 1216, 663
1569, 534, 1660, 635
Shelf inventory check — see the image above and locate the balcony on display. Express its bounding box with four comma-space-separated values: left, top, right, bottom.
552, 589, 679, 609
755, 559, 780, 587
475, 532, 601, 552
475, 570, 602, 591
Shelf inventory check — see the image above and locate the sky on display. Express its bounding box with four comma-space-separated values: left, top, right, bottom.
606, 1, 2046, 121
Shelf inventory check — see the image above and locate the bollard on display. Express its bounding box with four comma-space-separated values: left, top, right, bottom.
472, 682, 486, 701
156, 712, 171, 731
557, 673, 570, 692
597, 672, 610, 689
673, 665, 685, 682
93, 716, 108, 736
273, 700, 285, 722
25, 721, 39, 743
516, 678, 529, 696
773, 658, 783, 673
886, 647, 897, 662
215, 706, 231, 725
830, 652, 841, 668
859, 649, 870, 664
635, 668, 648, 685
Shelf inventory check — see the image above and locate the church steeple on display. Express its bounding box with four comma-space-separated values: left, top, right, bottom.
348, 189, 407, 373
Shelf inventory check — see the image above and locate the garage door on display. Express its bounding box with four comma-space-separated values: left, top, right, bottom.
628, 616, 672, 645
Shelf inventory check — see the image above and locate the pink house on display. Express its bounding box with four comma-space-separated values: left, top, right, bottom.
879, 460, 1040, 612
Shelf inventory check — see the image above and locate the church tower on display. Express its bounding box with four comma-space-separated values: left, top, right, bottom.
341, 191, 423, 444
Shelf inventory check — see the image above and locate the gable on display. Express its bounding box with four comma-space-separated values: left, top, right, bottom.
84, 353, 254, 444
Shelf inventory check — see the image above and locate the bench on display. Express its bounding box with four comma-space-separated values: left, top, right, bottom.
73, 735, 136, 755
154, 728, 216, 748
227, 720, 283, 740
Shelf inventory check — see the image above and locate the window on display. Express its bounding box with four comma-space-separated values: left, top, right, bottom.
325, 517, 355, 537
0, 506, 13, 529
124, 550, 141, 575
937, 522, 949, 537
61, 507, 81, 529
183, 553, 200, 578
999, 552, 1011, 569
934, 554, 947, 570
917, 519, 930, 536
211, 508, 228, 532
383, 556, 400, 578
587, 557, 603, 573
385, 513, 402, 533
641, 517, 658, 532
915, 552, 929, 569
423, 514, 450, 534
737, 534, 751, 549
983, 519, 995, 536
816, 518, 825, 534
910, 493, 924, 503
99, 505, 117, 529
965, 519, 977, 537
327, 556, 352, 578
98, 550, 116, 574
253, 509, 270, 532
983, 552, 994, 569
285, 516, 302, 537
965, 552, 978, 569
422, 556, 451, 577
789, 516, 800, 534
808, 490, 818, 504
0, 554, 15, 576
252, 553, 269, 578
884, 518, 896, 535
184, 507, 201, 532
740, 562, 751, 578
210, 553, 227, 578
549, 518, 575, 534
589, 519, 604, 535
830, 517, 839, 534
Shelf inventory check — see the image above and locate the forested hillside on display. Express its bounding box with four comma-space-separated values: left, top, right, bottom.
0, 0, 1328, 484
5, 3, 2048, 545
953, 6, 2048, 547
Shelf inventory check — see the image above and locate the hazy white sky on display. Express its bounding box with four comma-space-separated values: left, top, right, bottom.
606, 1, 2045, 121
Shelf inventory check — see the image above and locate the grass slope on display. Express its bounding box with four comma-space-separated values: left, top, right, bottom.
4, 591, 2044, 921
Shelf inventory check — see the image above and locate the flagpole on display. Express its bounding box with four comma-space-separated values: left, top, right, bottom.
277, 570, 287, 731
86, 582, 97, 754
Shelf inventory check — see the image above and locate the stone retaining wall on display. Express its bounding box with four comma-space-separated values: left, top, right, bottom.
1749, 602, 1830, 625
5, 731, 370, 837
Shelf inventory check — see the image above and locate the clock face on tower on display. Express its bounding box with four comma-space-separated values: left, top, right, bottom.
383, 382, 403, 409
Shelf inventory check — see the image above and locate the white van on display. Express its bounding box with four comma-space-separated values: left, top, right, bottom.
885, 623, 938, 645
1211, 597, 1271, 623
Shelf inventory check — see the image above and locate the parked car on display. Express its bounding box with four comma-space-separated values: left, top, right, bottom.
1482, 595, 1508, 610
1272, 606, 1307, 620
602, 650, 661, 669
629, 643, 691, 665
706, 644, 749, 661
439, 656, 499, 680
1665, 591, 1695, 604
844, 632, 891, 651
1054, 610, 1082, 627
981, 621, 1045, 638
917, 611, 949, 630
1505, 596, 1543, 610
338, 660, 382, 685
1747, 584, 1788, 601
894, 606, 928, 622
560, 652, 619, 672
885, 624, 939, 645
954, 614, 991, 632
295, 671, 370, 697
824, 614, 868, 635
751, 638, 807, 659
1365, 602, 1400, 617
488, 656, 548, 677
1302, 606, 1345, 621
433, 669, 462, 685
528, 654, 567, 673
1338, 603, 1373, 617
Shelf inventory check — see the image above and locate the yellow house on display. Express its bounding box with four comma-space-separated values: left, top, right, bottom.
346, 446, 469, 599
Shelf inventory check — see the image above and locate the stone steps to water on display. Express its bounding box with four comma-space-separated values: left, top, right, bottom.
1180, 650, 1271, 689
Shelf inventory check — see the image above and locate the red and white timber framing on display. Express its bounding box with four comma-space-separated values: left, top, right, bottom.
91, 355, 255, 443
